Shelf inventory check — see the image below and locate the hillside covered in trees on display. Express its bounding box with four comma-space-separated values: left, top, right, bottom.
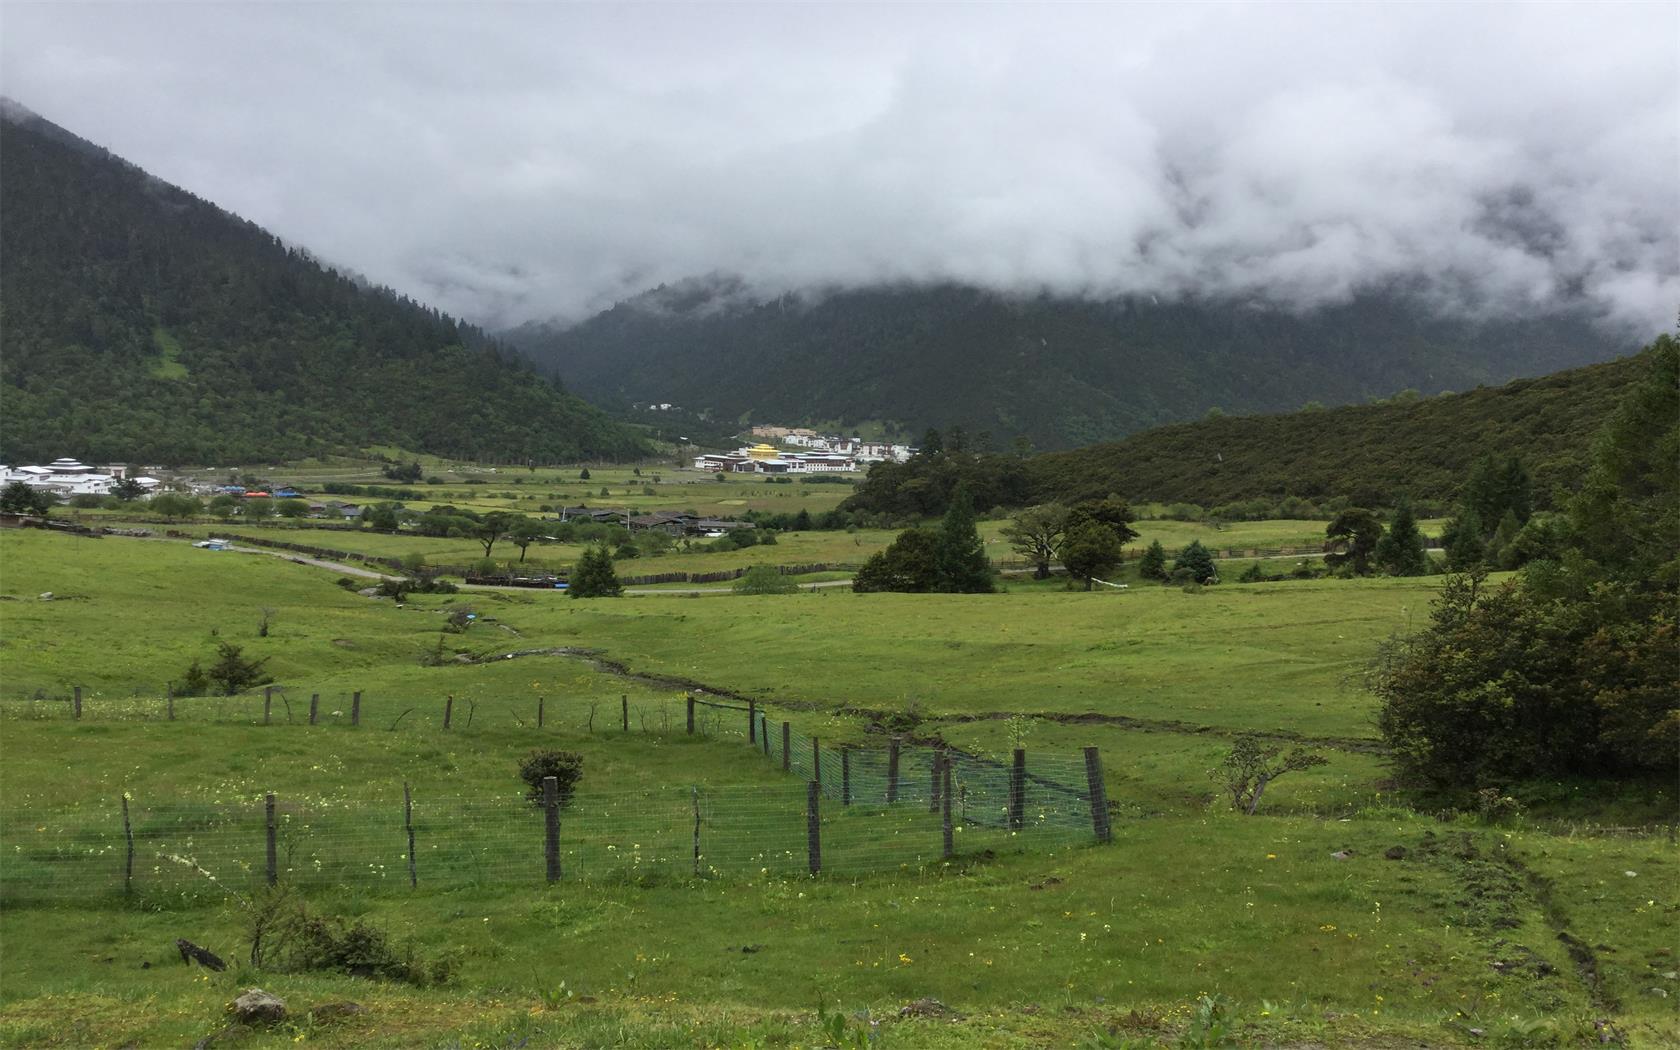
0, 103, 647, 466
1028, 350, 1656, 508
510, 276, 1635, 451
835, 347, 1658, 520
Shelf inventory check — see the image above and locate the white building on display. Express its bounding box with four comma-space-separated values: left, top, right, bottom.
1, 458, 161, 498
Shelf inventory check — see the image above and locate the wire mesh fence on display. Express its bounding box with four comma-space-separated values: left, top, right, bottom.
1, 767, 1104, 902
1, 688, 1111, 900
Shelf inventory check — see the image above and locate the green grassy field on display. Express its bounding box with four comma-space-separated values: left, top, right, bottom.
1, 528, 1674, 1048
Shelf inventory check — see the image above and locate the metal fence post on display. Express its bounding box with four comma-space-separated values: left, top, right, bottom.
121, 794, 135, 895
443, 694, 453, 730
748, 699, 757, 743
941, 755, 955, 859
622, 694, 629, 732
1009, 748, 1026, 831
686, 693, 695, 734
309, 693, 319, 726
404, 782, 418, 887
887, 736, 902, 803
73, 686, 82, 720
1083, 746, 1112, 843
841, 747, 852, 806
543, 776, 561, 882
351, 690, 361, 727
265, 792, 278, 886
781, 722, 791, 772
806, 781, 822, 875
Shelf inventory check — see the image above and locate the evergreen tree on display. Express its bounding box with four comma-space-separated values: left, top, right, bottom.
1441, 507, 1486, 570
1498, 456, 1533, 525
1174, 540, 1218, 584
0, 481, 52, 516
1461, 455, 1503, 535
1138, 540, 1168, 581
568, 545, 622, 598
1487, 509, 1522, 566
852, 529, 943, 592
1374, 498, 1429, 576
1567, 333, 1679, 584
935, 485, 994, 593
1060, 519, 1125, 590
1325, 509, 1383, 575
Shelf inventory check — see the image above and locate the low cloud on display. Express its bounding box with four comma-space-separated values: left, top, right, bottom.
3, 3, 1675, 331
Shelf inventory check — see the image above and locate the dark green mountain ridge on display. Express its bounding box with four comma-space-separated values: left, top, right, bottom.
510, 278, 1639, 451
1026, 349, 1660, 508
0, 102, 647, 466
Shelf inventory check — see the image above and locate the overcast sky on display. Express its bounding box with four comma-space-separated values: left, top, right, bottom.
3, 2, 1676, 331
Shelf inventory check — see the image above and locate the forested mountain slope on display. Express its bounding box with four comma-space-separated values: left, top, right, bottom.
1028, 349, 1657, 507
510, 277, 1635, 450
0, 103, 647, 465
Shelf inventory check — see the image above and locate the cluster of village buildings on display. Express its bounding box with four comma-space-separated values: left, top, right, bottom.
0, 458, 162, 497
692, 429, 914, 474
556, 506, 753, 537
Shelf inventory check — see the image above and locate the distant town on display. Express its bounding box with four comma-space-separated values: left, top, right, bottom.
692, 426, 914, 474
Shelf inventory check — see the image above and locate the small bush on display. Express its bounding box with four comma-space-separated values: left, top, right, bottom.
519, 749, 584, 805
734, 565, 798, 595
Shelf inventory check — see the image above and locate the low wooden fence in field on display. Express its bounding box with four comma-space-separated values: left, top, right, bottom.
0, 688, 1107, 899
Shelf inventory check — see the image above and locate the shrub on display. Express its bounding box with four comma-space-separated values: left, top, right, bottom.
734, 565, 799, 594
178, 659, 210, 697
205, 642, 272, 695
519, 749, 584, 805
1210, 736, 1327, 814
1368, 569, 1677, 790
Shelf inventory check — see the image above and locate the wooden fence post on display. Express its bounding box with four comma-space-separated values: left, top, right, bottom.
1009, 748, 1026, 831
691, 786, 702, 876
351, 690, 361, 727
263, 686, 273, 725
812, 737, 821, 787
308, 693, 319, 726
543, 776, 561, 883
781, 722, 791, 772
806, 781, 822, 875
621, 694, 629, 732
1083, 746, 1113, 843
121, 794, 135, 896
886, 737, 902, 803
841, 747, 851, 806
748, 699, 757, 743
73, 686, 82, 720
166, 684, 175, 722
930, 748, 944, 812
538, 695, 545, 728
941, 756, 955, 859
404, 782, 417, 887
686, 693, 695, 734
265, 793, 278, 886
443, 694, 453, 730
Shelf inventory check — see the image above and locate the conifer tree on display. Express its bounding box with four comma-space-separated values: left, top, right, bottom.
1174, 540, 1218, 584
936, 484, 995, 593
1374, 498, 1428, 576
1138, 539, 1168, 581
1441, 507, 1486, 570
568, 544, 621, 598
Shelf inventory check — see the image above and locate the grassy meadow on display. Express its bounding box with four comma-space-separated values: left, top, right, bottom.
1, 526, 1675, 1048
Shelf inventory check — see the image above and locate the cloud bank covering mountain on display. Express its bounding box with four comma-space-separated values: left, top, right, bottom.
2, 4, 1675, 331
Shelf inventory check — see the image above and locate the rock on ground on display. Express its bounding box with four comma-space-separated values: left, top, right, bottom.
231, 988, 286, 1025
